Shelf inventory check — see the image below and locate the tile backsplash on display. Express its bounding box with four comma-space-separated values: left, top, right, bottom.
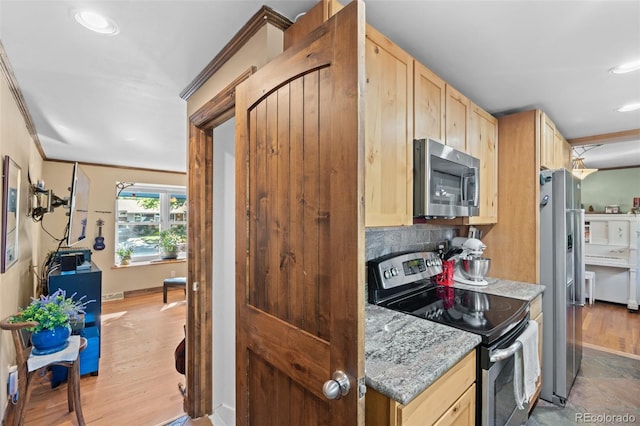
365, 224, 460, 261
364, 224, 460, 300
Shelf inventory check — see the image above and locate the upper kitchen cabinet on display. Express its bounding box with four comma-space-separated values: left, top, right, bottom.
445, 84, 470, 152
365, 25, 414, 227
562, 136, 572, 170
540, 111, 571, 170
465, 103, 498, 225
540, 111, 556, 169
283, 0, 344, 50
482, 109, 541, 283
414, 61, 445, 142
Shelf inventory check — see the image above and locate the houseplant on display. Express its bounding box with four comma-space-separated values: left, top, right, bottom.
11, 288, 93, 354
158, 229, 184, 260
116, 245, 134, 265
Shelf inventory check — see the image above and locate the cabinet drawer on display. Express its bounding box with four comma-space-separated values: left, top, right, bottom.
530, 294, 542, 318
433, 383, 475, 426
399, 350, 476, 426
365, 350, 476, 426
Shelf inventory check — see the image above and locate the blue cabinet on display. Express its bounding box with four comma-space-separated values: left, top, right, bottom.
48, 263, 102, 383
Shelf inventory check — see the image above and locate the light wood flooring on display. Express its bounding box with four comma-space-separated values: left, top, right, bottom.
19, 288, 209, 426
16, 290, 637, 425
582, 300, 639, 357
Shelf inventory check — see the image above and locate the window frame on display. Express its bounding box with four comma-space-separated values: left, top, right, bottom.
115, 183, 187, 264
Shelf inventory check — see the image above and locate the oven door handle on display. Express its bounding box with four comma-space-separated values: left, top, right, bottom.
489, 340, 522, 362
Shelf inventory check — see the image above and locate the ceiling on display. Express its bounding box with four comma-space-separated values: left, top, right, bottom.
1, 0, 639, 173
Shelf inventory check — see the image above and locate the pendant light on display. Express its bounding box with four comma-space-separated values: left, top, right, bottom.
571, 145, 601, 180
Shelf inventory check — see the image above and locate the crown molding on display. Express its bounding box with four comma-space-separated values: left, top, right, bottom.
0, 41, 46, 160
180, 6, 292, 101
568, 128, 640, 146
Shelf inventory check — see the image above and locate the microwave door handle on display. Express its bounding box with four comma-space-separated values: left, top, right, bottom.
461, 168, 479, 205
472, 167, 479, 206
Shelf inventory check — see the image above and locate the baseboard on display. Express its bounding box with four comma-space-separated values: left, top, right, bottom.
583, 342, 640, 360
210, 403, 235, 426
102, 292, 124, 301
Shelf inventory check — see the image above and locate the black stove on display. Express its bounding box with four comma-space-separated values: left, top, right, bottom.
379, 285, 528, 346
368, 251, 529, 346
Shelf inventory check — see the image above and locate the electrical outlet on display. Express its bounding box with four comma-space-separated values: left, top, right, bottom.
171, 270, 176, 278
8, 365, 17, 399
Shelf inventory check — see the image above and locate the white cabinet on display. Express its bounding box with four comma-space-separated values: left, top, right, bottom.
584, 214, 639, 310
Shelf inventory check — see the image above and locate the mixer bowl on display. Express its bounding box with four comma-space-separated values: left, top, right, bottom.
460, 257, 491, 282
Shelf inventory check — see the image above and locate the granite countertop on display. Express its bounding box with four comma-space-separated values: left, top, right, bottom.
452, 278, 545, 301
364, 278, 543, 406
365, 304, 481, 405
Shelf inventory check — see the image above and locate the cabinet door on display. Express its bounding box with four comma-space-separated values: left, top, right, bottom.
433, 384, 476, 426
609, 221, 630, 246
466, 103, 498, 225
445, 84, 469, 153
562, 138, 572, 170
554, 128, 564, 169
540, 112, 556, 169
414, 61, 445, 142
589, 221, 609, 244
365, 25, 413, 227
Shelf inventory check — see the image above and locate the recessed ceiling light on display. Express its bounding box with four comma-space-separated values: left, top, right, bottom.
74, 10, 119, 35
610, 60, 640, 74
617, 102, 640, 112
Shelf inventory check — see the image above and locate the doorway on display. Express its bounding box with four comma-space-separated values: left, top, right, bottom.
211, 118, 236, 425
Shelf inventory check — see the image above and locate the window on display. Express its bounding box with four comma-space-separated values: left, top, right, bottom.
115, 183, 187, 263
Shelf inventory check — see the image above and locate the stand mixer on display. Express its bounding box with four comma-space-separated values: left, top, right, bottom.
451, 237, 491, 286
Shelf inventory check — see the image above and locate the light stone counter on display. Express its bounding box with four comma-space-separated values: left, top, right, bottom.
365, 304, 481, 405
452, 278, 545, 301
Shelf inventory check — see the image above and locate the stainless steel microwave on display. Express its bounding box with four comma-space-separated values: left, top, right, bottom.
413, 138, 480, 218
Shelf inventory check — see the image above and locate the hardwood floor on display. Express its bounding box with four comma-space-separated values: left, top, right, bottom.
582, 300, 639, 357
20, 289, 196, 426
16, 289, 636, 425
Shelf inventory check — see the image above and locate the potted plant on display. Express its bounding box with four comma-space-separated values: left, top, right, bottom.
158, 229, 183, 260
11, 289, 93, 354
116, 245, 134, 265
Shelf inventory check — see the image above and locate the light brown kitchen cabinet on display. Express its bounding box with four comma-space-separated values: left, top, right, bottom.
465, 103, 498, 225
283, 0, 344, 50
365, 350, 476, 426
414, 61, 445, 142
540, 111, 556, 169
445, 84, 470, 152
529, 294, 543, 411
562, 138, 572, 170
364, 25, 414, 227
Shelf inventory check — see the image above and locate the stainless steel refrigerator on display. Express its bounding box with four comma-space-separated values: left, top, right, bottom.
539, 168, 584, 406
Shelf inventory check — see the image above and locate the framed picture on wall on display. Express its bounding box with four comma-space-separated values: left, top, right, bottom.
2, 156, 21, 273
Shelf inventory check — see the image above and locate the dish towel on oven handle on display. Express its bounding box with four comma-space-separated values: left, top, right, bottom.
513, 320, 540, 410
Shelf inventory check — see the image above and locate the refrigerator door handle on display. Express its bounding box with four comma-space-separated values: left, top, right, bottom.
569, 208, 586, 307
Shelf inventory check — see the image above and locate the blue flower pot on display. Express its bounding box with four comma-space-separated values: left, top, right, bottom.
31, 325, 71, 355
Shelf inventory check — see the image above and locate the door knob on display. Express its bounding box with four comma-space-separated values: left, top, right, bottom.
322, 370, 350, 400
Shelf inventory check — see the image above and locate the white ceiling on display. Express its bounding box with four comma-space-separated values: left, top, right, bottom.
1, 0, 639, 172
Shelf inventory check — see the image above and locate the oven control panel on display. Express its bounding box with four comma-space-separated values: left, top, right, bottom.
369, 251, 442, 290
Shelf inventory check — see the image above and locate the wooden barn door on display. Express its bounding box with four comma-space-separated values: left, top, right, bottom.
235, 2, 365, 424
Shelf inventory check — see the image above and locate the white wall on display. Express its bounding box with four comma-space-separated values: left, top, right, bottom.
211, 118, 236, 426
581, 167, 640, 214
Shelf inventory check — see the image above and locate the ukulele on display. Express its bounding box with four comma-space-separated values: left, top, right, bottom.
93, 219, 105, 251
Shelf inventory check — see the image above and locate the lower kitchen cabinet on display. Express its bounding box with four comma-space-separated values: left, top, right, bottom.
529, 293, 543, 411
366, 350, 476, 426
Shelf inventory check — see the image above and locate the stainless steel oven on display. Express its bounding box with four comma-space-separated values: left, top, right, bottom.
481, 315, 530, 426
368, 251, 531, 426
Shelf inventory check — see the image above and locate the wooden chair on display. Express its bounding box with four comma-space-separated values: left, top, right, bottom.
0, 316, 86, 426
